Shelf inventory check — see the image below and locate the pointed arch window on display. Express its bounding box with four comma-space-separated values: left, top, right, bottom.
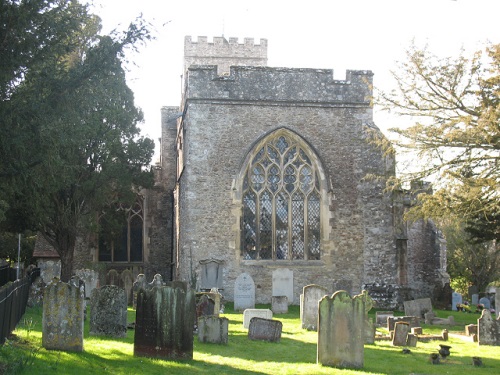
241, 133, 321, 260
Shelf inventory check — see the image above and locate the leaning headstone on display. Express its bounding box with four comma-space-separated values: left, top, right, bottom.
198, 316, 228, 344
300, 284, 329, 330
317, 290, 366, 369
89, 285, 127, 337
392, 322, 410, 346
120, 269, 134, 305
42, 279, 84, 352
248, 318, 282, 342
272, 268, 293, 305
477, 309, 500, 346
403, 298, 433, 318
452, 292, 462, 311
472, 294, 479, 306
75, 269, 99, 299
271, 296, 288, 314
134, 283, 195, 360
234, 273, 255, 311
388, 316, 420, 331
243, 309, 273, 329
479, 296, 491, 310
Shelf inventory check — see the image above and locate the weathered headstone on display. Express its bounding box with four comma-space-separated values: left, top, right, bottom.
120, 269, 134, 305
132, 273, 147, 308
134, 283, 195, 360
300, 284, 329, 331
465, 324, 478, 336
271, 296, 288, 314
148, 273, 165, 289
42, 279, 84, 352
196, 294, 215, 318
479, 296, 491, 310
403, 298, 433, 318
199, 259, 223, 291
248, 318, 282, 342
478, 309, 500, 346
75, 268, 99, 299
392, 322, 410, 346
234, 273, 255, 311
375, 311, 393, 326
317, 290, 366, 369
272, 268, 293, 305
472, 293, 479, 306
243, 309, 273, 329
106, 269, 121, 286
198, 316, 228, 344
451, 292, 462, 311
496, 287, 500, 316
406, 333, 418, 347
387, 316, 420, 331
89, 285, 127, 337
27, 276, 45, 307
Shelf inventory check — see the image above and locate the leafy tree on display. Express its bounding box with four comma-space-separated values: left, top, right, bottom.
0, 0, 155, 280
374, 43, 500, 244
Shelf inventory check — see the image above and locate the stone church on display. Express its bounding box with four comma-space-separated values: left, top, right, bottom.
35, 36, 449, 309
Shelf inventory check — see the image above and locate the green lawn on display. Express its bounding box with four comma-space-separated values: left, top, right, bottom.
1, 304, 499, 374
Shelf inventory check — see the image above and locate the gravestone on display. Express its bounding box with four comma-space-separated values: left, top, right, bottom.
403, 298, 433, 318
477, 309, 500, 346
300, 284, 329, 331
496, 287, 500, 315
317, 290, 367, 369
479, 296, 491, 310
120, 269, 134, 305
90, 285, 127, 337
272, 268, 293, 305
132, 274, 147, 308
106, 269, 121, 286
387, 316, 420, 331
243, 309, 273, 329
472, 294, 479, 305
196, 294, 215, 318
148, 273, 165, 289
134, 283, 195, 360
406, 333, 418, 347
42, 279, 84, 352
271, 296, 288, 314
234, 273, 255, 311
451, 292, 462, 311
362, 292, 375, 345
75, 269, 99, 299
198, 316, 228, 344
199, 259, 223, 291
248, 318, 282, 342
468, 285, 479, 299
375, 311, 393, 326
465, 324, 478, 336
392, 322, 410, 346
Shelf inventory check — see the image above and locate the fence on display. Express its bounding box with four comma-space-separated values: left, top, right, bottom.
0, 268, 40, 345
0, 263, 17, 287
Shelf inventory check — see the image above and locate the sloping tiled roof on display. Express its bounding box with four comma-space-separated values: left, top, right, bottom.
33, 234, 60, 258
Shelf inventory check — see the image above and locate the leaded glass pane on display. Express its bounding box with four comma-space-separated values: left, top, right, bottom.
251, 165, 265, 191
284, 146, 297, 165
276, 191, 289, 260
276, 136, 289, 154
114, 227, 128, 261
130, 215, 143, 262
267, 146, 279, 163
268, 164, 280, 192
259, 191, 272, 259
300, 149, 311, 164
284, 165, 297, 193
253, 147, 265, 164
261, 156, 272, 168
242, 191, 257, 259
300, 166, 313, 192
307, 192, 321, 260
291, 192, 304, 259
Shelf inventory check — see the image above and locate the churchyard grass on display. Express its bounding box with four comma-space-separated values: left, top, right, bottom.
1, 304, 499, 374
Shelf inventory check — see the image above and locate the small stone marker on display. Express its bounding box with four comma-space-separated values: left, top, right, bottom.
479, 296, 491, 310
387, 316, 419, 331
272, 268, 293, 304
89, 285, 127, 337
300, 284, 329, 330
243, 308, 273, 328
234, 273, 255, 311
248, 317, 282, 342
271, 296, 288, 314
411, 327, 423, 335
196, 294, 215, 318
317, 290, 367, 369
478, 309, 500, 346
472, 293, 479, 305
406, 333, 418, 347
451, 292, 462, 311
465, 324, 478, 336
198, 316, 228, 344
42, 279, 84, 352
134, 283, 195, 360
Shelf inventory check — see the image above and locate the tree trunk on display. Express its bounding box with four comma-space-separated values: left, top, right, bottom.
59, 245, 75, 282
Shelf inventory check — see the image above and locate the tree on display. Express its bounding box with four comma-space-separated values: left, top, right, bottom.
374, 43, 500, 244
0, 0, 155, 280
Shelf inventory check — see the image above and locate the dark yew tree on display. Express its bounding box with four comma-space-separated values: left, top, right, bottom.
0, 0, 155, 280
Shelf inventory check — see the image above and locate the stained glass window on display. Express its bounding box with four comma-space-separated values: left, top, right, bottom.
242, 133, 321, 260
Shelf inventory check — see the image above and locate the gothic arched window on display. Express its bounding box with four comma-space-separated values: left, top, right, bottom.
241, 131, 322, 261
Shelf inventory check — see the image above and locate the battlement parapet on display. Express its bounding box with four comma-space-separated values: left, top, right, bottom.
185, 65, 373, 105
185, 36, 267, 48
